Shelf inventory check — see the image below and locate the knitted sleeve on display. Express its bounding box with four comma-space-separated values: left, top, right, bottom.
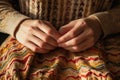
0, 0, 29, 37
90, 5, 120, 37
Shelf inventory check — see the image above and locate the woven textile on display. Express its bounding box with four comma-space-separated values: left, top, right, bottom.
101, 34, 120, 80
0, 37, 113, 80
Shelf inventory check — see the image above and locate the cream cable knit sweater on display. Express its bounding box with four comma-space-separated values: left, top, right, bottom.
0, 0, 120, 37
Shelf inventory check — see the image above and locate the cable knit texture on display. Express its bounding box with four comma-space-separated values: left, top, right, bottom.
0, 0, 120, 80
18, 0, 114, 29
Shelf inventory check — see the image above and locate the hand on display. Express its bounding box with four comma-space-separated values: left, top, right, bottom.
58, 17, 102, 52
16, 20, 61, 53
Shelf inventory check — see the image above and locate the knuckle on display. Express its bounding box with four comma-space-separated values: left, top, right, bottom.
24, 37, 29, 42
80, 23, 85, 28
88, 29, 94, 35
81, 19, 86, 24
34, 20, 40, 24
28, 26, 34, 32
80, 20, 87, 27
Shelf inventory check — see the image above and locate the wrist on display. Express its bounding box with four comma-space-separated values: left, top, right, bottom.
14, 18, 31, 38
85, 16, 104, 40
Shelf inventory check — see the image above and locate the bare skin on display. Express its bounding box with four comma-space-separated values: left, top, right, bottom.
16, 20, 61, 53
16, 16, 102, 53
58, 17, 102, 52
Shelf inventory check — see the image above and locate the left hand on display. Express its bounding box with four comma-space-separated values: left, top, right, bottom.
57, 17, 102, 52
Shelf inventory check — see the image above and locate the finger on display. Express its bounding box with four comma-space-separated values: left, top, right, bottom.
65, 38, 94, 52
58, 30, 87, 48
25, 41, 49, 53
38, 21, 61, 40
59, 22, 74, 35
32, 27, 58, 47
43, 20, 57, 30
58, 22, 85, 43
29, 35, 55, 50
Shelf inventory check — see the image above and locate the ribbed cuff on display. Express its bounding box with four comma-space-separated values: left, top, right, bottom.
89, 12, 114, 37
3, 11, 30, 37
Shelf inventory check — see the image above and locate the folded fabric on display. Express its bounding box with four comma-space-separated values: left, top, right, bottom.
0, 36, 113, 80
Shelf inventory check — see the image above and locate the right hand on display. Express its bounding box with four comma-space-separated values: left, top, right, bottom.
15, 20, 61, 53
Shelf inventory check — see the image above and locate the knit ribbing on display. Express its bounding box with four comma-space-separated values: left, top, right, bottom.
19, 0, 113, 29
